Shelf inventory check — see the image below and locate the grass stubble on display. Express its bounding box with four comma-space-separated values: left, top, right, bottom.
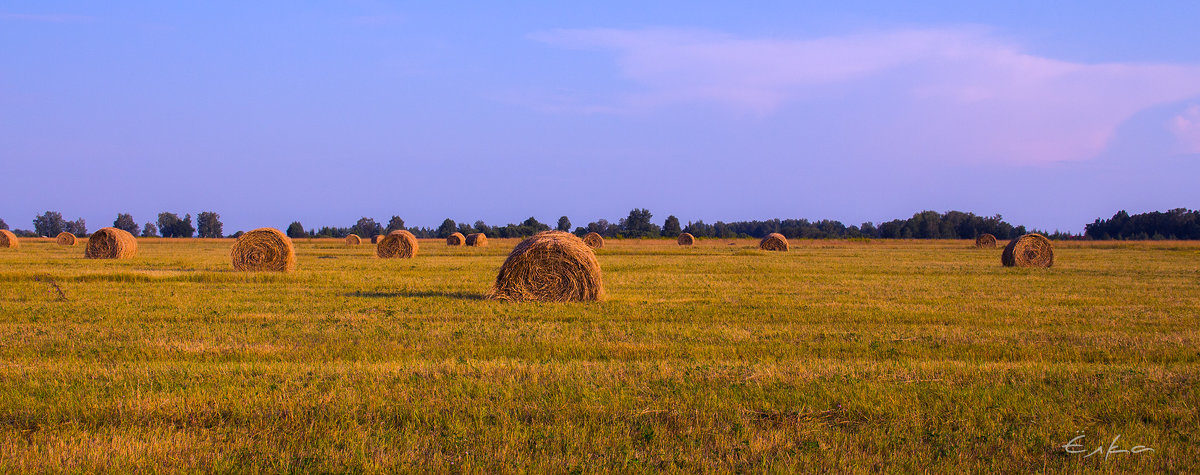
0, 237, 1196, 472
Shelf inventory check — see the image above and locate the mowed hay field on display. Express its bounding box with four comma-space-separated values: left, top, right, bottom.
1, 238, 1198, 472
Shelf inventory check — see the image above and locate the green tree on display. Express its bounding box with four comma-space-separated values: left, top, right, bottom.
141, 222, 157, 237
33, 211, 66, 237
157, 213, 181, 237
63, 218, 86, 236
351, 217, 383, 238
113, 213, 139, 234
197, 211, 223, 238
386, 216, 406, 233
437, 219, 457, 238
621, 208, 658, 238
557, 216, 571, 232
661, 215, 681, 237
286, 222, 306, 238
0, 218, 7, 230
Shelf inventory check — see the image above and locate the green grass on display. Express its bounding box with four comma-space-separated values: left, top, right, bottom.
1, 237, 1197, 472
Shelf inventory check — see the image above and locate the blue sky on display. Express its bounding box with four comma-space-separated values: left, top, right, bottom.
2, 1, 1198, 233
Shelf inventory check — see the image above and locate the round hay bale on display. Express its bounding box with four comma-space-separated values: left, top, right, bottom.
466, 233, 488, 247
56, 232, 77, 246
371, 234, 382, 244
0, 229, 18, 249
488, 231, 603, 302
975, 233, 997, 248
446, 232, 465, 246
345, 234, 362, 245
85, 227, 137, 259
377, 230, 418, 258
583, 232, 604, 249
1001, 233, 1054, 268
677, 233, 695, 246
231, 228, 295, 272
759, 233, 789, 251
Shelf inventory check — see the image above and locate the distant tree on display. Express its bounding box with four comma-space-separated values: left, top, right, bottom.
286, 221, 306, 238
860, 222, 878, 238
457, 223, 475, 235
230, 230, 245, 239
0, 218, 7, 230
473, 220, 493, 235
661, 215, 681, 237
621, 208, 658, 238
436, 219, 457, 238
178, 214, 195, 238
113, 213, 139, 234
142, 222, 158, 237
33, 211, 67, 237
63, 218, 87, 236
386, 216, 406, 233
197, 211, 223, 238
351, 217, 383, 238
157, 213, 181, 237
557, 216, 571, 232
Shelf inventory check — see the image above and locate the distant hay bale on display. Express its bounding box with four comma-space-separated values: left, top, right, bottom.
85, 227, 137, 259
446, 232, 465, 246
466, 233, 488, 247
377, 230, 418, 258
371, 234, 382, 244
583, 232, 604, 249
759, 233, 789, 251
0, 230, 17, 249
1001, 233, 1054, 268
488, 231, 603, 302
677, 233, 695, 246
56, 232, 77, 246
231, 228, 295, 272
345, 234, 362, 245
975, 233, 997, 248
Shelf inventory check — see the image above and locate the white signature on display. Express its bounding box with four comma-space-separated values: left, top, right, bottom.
1062, 432, 1154, 461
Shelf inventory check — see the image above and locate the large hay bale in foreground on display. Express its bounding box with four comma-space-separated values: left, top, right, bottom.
0, 230, 17, 249
56, 232, 77, 246
1001, 233, 1054, 268
466, 233, 488, 247
231, 228, 295, 272
488, 231, 603, 302
975, 233, 997, 248
677, 233, 695, 246
85, 227, 137, 259
377, 230, 418, 258
446, 232, 465, 246
345, 234, 362, 245
759, 233, 789, 251
583, 232, 604, 249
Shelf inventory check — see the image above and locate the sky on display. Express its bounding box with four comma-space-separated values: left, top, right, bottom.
2, 1, 1198, 234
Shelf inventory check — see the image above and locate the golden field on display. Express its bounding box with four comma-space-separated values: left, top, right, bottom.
0, 237, 1197, 472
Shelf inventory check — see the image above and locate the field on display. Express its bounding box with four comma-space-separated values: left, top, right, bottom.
1, 237, 1197, 472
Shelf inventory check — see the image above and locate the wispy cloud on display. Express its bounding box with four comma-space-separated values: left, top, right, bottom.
0, 12, 94, 23
1169, 105, 1200, 154
531, 27, 1200, 164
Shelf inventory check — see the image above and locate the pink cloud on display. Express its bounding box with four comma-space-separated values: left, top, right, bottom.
1169, 105, 1200, 154
533, 28, 1200, 164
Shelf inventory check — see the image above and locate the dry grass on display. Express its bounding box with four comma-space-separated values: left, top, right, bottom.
84, 227, 137, 259
0, 229, 18, 249
488, 231, 604, 302
466, 233, 488, 247
1001, 233, 1054, 267
759, 233, 789, 251
975, 234, 997, 248
583, 232, 604, 249
230, 228, 295, 272
377, 230, 418, 259
446, 233, 465, 246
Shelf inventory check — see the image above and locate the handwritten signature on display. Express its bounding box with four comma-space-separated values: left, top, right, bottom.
1063, 432, 1154, 461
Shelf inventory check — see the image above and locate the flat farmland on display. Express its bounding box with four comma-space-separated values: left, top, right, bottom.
0, 238, 1197, 472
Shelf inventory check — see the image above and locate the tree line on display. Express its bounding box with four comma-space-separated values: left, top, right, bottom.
3, 208, 1197, 240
